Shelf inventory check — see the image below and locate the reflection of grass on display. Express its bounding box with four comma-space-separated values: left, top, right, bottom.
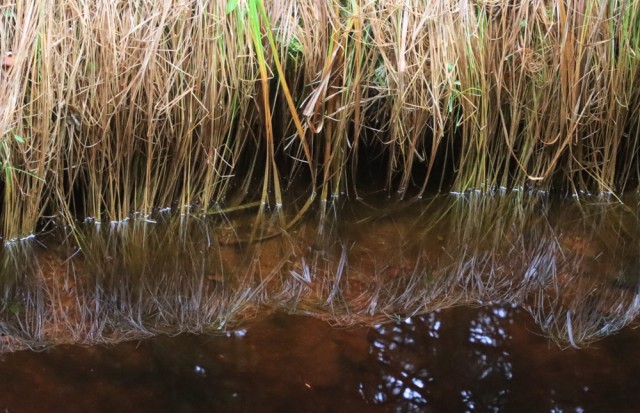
0, 1, 639, 240
1, 194, 639, 350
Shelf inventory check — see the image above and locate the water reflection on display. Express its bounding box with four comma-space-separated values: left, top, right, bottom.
360, 304, 640, 412
1, 193, 640, 350
361, 307, 515, 412
1, 308, 639, 412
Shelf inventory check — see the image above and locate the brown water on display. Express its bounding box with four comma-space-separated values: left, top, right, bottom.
1, 193, 640, 411
1, 305, 639, 412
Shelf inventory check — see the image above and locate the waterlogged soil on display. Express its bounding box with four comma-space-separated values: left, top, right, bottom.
0, 306, 639, 412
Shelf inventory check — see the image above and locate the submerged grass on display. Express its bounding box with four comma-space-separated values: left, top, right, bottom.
0, 1, 639, 239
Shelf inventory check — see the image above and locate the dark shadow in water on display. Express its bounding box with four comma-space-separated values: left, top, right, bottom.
0, 307, 639, 412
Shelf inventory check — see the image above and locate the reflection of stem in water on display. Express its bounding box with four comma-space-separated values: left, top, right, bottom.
1, 194, 640, 350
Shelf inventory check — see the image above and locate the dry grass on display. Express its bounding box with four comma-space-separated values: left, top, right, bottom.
0, 1, 638, 240
1, 0, 639, 351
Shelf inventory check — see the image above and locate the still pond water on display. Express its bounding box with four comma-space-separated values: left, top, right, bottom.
1, 193, 640, 412
1, 307, 639, 412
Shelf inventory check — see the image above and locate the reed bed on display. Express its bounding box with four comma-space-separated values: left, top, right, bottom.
0, 0, 639, 240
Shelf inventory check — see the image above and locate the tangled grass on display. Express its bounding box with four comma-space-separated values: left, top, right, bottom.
0, 0, 639, 240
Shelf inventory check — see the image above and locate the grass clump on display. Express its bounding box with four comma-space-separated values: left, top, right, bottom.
0, 0, 639, 240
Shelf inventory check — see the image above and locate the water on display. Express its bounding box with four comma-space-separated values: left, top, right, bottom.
0, 307, 639, 412
1, 193, 640, 411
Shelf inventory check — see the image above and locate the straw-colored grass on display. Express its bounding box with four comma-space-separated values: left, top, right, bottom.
0, 0, 639, 240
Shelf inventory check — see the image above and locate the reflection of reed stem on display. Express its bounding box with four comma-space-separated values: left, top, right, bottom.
0, 194, 639, 351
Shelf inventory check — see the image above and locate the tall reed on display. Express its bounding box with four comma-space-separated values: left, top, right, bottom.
0, 0, 639, 240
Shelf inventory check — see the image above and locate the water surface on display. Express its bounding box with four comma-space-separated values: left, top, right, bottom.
1, 193, 640, 411
0, 306, 638, 412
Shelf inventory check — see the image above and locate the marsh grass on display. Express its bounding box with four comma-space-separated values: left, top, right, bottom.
1, 0, 640, 351
0, 1, 639, 239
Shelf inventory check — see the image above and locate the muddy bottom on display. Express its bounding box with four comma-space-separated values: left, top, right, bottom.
0, 305, 638, 413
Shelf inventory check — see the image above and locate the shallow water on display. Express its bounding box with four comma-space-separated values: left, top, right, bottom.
1, 193, 640, 410
3, 193, 640, 348
1, 305, 639, 412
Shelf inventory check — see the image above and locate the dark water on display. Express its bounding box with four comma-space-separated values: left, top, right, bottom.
2, 193, 640, 411
1, 305, 638, 412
